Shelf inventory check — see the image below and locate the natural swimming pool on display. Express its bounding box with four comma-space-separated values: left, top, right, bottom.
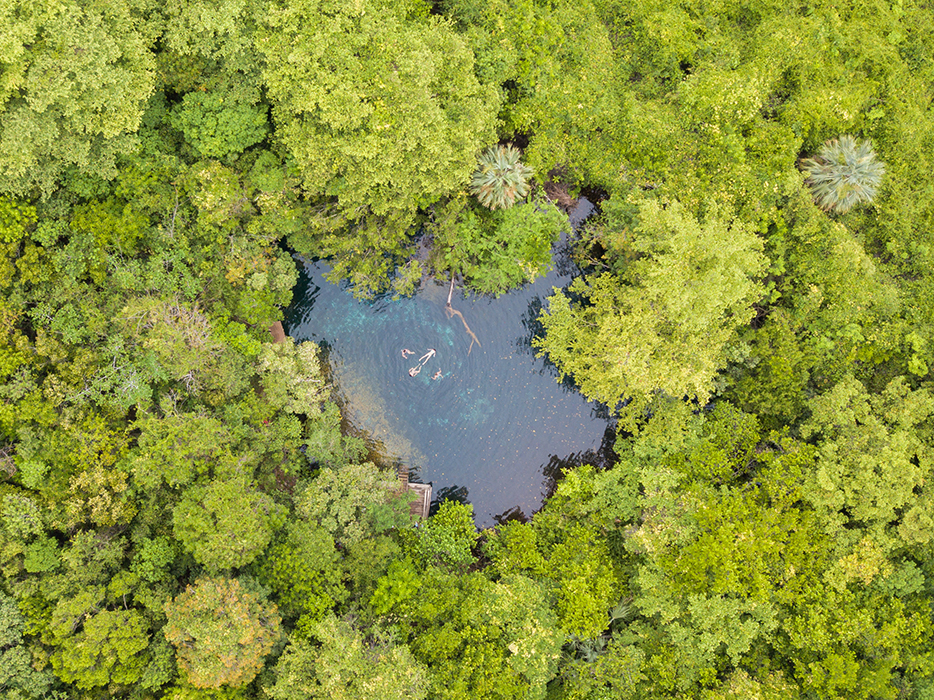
284, 211, 614, 526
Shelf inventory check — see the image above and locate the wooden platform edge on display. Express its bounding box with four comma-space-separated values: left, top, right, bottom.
408, 482, 432, 520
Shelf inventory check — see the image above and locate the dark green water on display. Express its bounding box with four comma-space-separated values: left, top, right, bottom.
284, 212, 613, 526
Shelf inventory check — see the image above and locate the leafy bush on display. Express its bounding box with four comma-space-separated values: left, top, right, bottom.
406, 500, 479, 571
433, 195, 568, 295
169, 87, 269, 160
469, 144, 533, 210
800, 135, 885, 213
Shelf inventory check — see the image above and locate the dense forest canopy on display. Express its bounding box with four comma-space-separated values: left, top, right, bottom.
2, 0, 934, 698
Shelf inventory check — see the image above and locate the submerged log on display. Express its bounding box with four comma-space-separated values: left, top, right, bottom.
445, 276, 481, 354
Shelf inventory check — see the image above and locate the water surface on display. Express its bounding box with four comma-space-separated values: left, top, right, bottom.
285, 207, 613, 525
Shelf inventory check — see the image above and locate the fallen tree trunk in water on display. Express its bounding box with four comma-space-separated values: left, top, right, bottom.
445, 276, 481, 354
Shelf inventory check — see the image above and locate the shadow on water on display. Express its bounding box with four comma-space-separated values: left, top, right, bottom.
284, 198, 614, 527
540, 420, 619, 501
430, 484, 472, 516
492, 506, 529, 526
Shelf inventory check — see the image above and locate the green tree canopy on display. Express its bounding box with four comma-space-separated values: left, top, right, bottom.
0, 0, 156, 195
164, 576, 282, 689
258, 0, 499, 297
267, 616, 429, 700
536, 199, 765, 422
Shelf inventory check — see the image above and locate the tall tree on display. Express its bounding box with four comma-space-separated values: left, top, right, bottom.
257, 0, 499, 297
164, 576, 282, 689
536, 199, 765, 424
0, 0, 157, 195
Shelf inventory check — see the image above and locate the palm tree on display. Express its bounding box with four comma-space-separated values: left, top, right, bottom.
800, 135, 885, 214
468, 144, 533, 210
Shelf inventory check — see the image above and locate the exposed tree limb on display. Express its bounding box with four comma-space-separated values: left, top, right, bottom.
445, 275, 481, 354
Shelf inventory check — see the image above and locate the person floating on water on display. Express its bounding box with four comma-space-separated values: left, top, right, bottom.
406, 348, 437, 378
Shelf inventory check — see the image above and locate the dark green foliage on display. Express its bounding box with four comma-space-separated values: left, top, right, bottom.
431, 194, 569, 294
801, 135, 885, 213
404, 500, 479, 571
257, 522, 347, 629
168, 87, 269, 161
173, 476, 284, 571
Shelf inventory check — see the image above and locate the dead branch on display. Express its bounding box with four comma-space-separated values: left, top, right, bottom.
444, 276, 482, 354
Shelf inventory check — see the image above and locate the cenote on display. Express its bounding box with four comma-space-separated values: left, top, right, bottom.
284, 200, 615, 527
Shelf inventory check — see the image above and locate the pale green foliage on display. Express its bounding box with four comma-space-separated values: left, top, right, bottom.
173, 475, 284, 570
700, 670, 799, 700
267, 617, 429, 700
65, 463, 137, 527
259, 0, 496, 214
536, 199, 765, 420
634, 570, 779, 685
0, 592, 24, 646
163, 684, 249, 700
778, 583, 932, 700
469, 144, 533, 210
118, 295, 224, 396
257, 339, 329, 415
296, 463, 409, 547
558, 637, 646, 700
801, 135, 885, 213
129, 413, 232, 489
801, 376, 934, 559
2, 492, 43, 540
164, 576, 282, 689
0, 0, 156, 195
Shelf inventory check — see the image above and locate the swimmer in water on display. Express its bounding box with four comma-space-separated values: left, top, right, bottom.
418, 348, 436, 364
408, 366, 420, 377
432, 369, 442, 380
401, 348, 414, 358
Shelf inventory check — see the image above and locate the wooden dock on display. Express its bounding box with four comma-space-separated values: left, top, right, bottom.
398, 465, 431, 519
